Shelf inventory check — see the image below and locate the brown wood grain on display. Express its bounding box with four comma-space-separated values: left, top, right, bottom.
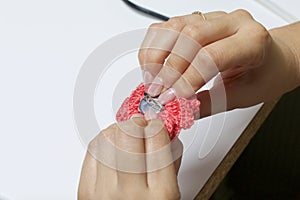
194, 100, 279, 200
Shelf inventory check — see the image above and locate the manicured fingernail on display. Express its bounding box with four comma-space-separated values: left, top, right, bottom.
142, 71, 154, 87
130, 113, 143, 119
158, 88, 176, 105
144, 110, 158, 120
147, 77, 163, 97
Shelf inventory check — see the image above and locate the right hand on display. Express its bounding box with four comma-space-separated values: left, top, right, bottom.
78, 116, 183, 200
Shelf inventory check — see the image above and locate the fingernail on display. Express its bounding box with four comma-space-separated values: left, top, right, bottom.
130, 113, 143, 119
144, 110, 158, 120
142, 71, 154, 87
147, 77, 163, 97
158, 88, 176, 105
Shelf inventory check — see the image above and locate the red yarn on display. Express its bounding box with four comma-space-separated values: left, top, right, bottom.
116, 84, 200, 139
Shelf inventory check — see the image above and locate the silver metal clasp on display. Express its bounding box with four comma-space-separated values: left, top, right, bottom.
139, 92, 163, 114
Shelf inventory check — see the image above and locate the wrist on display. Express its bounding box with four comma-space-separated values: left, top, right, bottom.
269, 25, 300, 91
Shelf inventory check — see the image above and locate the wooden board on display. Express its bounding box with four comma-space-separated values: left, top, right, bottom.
195, 100, 279, 200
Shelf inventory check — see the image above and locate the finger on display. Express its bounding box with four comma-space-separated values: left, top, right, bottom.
79, 151, 120, 198
144, 119, 181, 189
194, 74, 235, 118
150, 12, 236, 96
139, 12, 228, 87
195, 84, 227, 119
170, 137, 183, 175
115, 118, 148, 187
196, 80, 248, 119
87, 124, 119, 177
194, 11, 227, 19
79, 125, 120, 198
144, 110, 158, 121
144, 110, 183, 175
157, 10, 265, 104
158, 30, 263, 104
139, 17, 189, 86
195, 90, 211, 118
195, 67, 263, 118
139, 12, 228, 69
173, 156, 182, 175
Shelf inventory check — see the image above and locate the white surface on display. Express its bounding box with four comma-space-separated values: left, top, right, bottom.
260, 0, 300, 23
0, 0, 292, 199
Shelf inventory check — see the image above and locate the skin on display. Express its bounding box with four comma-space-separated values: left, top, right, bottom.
79, 9, 300, 199
139, 9, 300, 118
78, 115, 183, 200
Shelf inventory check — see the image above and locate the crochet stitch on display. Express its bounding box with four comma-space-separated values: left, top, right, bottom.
116, 84, 200, 139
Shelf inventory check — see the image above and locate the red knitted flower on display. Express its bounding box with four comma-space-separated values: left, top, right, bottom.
116, 84, 200, 139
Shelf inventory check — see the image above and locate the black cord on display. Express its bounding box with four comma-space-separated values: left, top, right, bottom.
122, 0, 170, 21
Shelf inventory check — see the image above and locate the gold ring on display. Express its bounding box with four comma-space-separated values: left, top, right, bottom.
192, 11, 206, 20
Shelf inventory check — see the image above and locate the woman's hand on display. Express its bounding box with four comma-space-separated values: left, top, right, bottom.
78, 116, 182, 200
139, 10, 300, 117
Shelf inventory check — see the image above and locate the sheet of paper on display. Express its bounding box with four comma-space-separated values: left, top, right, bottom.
0, 0, 291, 199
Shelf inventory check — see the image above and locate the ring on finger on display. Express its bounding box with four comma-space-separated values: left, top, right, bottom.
192, 11, 206, 20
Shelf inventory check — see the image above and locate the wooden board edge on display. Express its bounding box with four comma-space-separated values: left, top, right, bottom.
194, 100, 279, 200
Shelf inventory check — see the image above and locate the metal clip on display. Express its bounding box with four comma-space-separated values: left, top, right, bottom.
139, 92, 163, 114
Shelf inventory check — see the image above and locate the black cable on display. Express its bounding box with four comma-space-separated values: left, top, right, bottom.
122, 0, 170, 21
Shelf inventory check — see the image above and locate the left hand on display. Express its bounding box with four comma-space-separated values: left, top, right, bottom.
78, 116, 183, 200
139, 11, 300, 117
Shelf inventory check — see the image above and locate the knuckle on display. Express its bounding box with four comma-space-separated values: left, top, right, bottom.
88, 124, 116, 149
248, 23, 270, 45
166, 17, 184, 30
168, 190, 181, 200
249, 26, 271, 65
232, 9, 253, 19
138, 47, 163, 65
102, 124, 117, 137
217, 11, 227, 15
211, 11, 228, 17
165, 54, 182, 70
254, 24, 271, 45
182, 22, 211, 45
138, 49, 146, 63
155, 185, 181, 200
172, 75, 195, 97
149, 22, 163, 29
182, 24, 201, 39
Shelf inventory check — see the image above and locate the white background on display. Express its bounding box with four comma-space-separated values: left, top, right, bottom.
0, 0, 298, 199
